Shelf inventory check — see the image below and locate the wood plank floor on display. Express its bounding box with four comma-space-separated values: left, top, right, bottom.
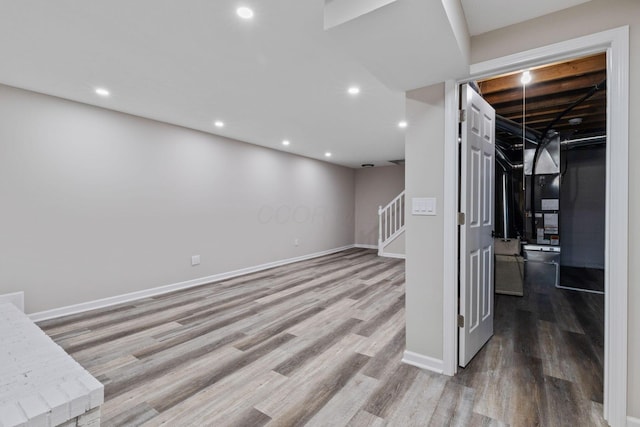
38, 249, 606, 426
560, 266, 605, 293
454, 265, 606, 426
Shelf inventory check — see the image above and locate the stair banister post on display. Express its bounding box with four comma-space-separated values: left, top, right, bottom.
378, 205, 383, 256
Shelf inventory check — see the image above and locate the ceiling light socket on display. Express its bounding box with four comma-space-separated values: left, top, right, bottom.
95, 88, 110, 97
347, 86, 360, 95
398, 121, 408, 128
282, 140, 290, 146
214, 120, 225, 128
324, 152, 332, 157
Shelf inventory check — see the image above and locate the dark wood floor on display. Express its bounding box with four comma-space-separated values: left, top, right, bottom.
454, 265, 606, 426
38, 249, 606, 426
560, 266, 605, 293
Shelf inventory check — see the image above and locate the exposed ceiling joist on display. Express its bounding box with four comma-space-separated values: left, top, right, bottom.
478, 52, 606, 138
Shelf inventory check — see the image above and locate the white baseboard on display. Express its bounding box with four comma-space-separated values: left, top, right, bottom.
29, 245, 355, 322
0, 291, 24, 312
562, 262, 605, 270
353, 244, 405, 259
380, 252, 406, 259
402, 350, 444, 374
628, 416, 640, 427
354, 244, 377, 250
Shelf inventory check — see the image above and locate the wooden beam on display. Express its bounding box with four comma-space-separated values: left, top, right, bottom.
483, 72, 606, 105
490, 91, 606, 116
502, 103, 601, 121
478, 54, 606, 95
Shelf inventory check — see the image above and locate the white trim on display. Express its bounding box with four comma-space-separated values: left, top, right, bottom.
378, 227, 406, 257
380, 190, 406, 213
442, 79, 459, 376
354, 244, 377, 250
444, 26, 629, 426
380, 226, 405, 248
29, 245, 355, 322
470, 26, 625, 80
402, 350, 444, 374
378, 190, 406, 256
379, 252, 405, 260
603, 25, 629, 427
0, 291, 24, 312
627, 416, 640, 427
555, 285, 604, 295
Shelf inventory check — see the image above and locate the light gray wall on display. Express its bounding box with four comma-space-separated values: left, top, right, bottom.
471, 0, 639, 417
384, 232, 405, 256
560, 146, 606, 269
405, 83, 445, 359
354, 165, 405, 247
0, 84, 356, 314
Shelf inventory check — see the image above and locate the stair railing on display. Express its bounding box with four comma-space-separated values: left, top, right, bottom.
378, 190, 405, 256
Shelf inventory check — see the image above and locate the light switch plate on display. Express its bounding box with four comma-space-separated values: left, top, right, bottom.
412, 197, 437, 216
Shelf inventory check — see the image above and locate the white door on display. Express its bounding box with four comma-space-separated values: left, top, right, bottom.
459, 84, 495, 367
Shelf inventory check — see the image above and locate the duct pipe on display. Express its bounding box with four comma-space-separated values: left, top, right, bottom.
561, 135, 606, 149
495, 144, 523, 170
496, 157, 510, 172
502, 173, 509, 239
496, 114, 540, 145
530, 79, 607, 236
496, 139, 518, 152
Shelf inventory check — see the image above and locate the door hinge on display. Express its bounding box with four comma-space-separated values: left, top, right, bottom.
457, 212, 465, 225
458, 314, 465, 328
459, 109, 466, 123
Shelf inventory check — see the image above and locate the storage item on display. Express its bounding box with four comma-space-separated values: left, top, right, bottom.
494, 237, 520, 256
495, 254, 525, 296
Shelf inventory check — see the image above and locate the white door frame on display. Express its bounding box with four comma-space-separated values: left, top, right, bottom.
442, 26, 629, 426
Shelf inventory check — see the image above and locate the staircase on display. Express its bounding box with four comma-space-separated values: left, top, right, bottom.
378, 190, 405, 258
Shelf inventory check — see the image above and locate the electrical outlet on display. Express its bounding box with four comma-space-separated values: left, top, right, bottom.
191, 255, 201, 266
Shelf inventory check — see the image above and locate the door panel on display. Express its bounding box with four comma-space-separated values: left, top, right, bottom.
459, 84, 495, 368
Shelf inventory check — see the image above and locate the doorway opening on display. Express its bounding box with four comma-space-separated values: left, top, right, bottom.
442, 26, 629, 426
455, 53, 608, 425
480, 53, 607, 295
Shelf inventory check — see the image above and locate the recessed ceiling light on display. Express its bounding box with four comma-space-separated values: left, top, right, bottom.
214, 120, 225, 128
95, 88, 110, 97
282, 140, 290, 146
236, 6, 254, 19
347, 86, 360, 95
398, 120, 408, 128
325, 152, 332, 157
521, 70, 532, 85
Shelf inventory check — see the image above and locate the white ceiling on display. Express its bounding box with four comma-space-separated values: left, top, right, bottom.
0, 0, 591, 168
